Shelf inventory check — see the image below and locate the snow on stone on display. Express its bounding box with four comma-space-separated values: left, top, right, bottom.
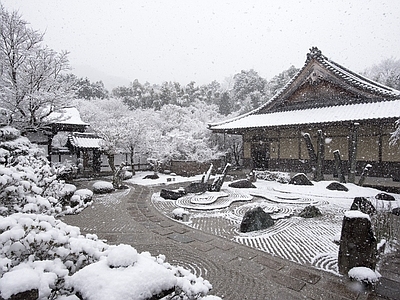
344, 210, 370, 220
348, 266, 381, 283
172, 207, 188, 218
0, 268, 40, 299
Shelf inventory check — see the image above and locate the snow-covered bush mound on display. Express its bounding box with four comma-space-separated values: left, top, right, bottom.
123, 170, 133, 180
0, 213, 216, 299
0, 213, 108, 298
93, 181, 114, 194
74, 189, 93, 203
59, 183, 77, 198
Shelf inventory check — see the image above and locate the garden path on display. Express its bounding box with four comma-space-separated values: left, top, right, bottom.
61, 182, 399, 299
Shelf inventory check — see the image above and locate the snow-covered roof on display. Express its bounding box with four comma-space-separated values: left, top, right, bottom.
209, 47, 400, 132
46, 107, 88, 126
210, 99, 400, 131
68, 132, 103, 149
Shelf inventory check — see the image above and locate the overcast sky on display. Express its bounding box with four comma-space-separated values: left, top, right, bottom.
2, 0, 400, 89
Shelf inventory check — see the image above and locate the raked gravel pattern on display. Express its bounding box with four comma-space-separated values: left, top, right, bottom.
152, 188, 343, 274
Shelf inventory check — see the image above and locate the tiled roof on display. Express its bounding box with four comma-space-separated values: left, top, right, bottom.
68, 133, 103, 149
209, 99, 400, 131
209, 47, 400, 131
317, 54, 400, 98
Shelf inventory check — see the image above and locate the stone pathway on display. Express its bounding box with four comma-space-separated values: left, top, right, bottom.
61, 183, 399, 299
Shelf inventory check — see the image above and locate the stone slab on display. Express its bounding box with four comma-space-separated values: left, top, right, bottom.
167, 233, 195, 244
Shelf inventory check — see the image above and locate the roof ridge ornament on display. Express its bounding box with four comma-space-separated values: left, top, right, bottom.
306, 47, 323, 61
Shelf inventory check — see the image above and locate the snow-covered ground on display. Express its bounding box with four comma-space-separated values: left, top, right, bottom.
128, 172, 400, 275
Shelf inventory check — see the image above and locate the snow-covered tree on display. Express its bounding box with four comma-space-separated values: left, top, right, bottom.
362, 57, 400, 90
0, 5, 75, 132
232, 69, 267, 113
75, 77, 109, 100
390, 119, 400, 146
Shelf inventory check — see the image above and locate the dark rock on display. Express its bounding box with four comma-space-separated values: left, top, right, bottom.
240, 207, 275, 233
228, 179, 256, 188
350, 197, 376, 216
299, 205, 322, 218
184, 182, 210, 194
289, 173, 313, 186
143, 174, 159, 180
160, 189, 186, 200
392, 207, 400, 216
375, 193, 395, 201
116, 185, 129, 189
338, 212, 377, 275
326, 182, 348, 192
9, 289, 39, 300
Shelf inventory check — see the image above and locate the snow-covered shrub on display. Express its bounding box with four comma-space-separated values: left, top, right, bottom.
73, 189, 93, 204
59, 184, 77, 201
255, 170, 290, 183
92, 181, 114, 194
0, 126, 88, 216
123, 170, 133, 180
53, 160, 78, 182
0, 213, 108, 298
0, 214, 215, 299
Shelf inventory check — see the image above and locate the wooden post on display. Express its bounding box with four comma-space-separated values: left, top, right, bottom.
348, 123, 359, 183
333, 150, 346, 183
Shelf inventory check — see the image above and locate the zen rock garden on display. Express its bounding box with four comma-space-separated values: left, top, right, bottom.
155, 166, 400, 286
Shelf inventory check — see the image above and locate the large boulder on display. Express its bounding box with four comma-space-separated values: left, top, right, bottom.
326, 182, 348, 192
338, 210, 377, 275
392, 207, 400, 216
375, 192, 395, 201
350, 197, 376, 216
299, 205, 322, 218
184, 182, 210, 194
160, 189, 186, 200
240, 207, 274, 233
228, 179, 256, 189
289, 173, 313, 186
143, 173, 159, 180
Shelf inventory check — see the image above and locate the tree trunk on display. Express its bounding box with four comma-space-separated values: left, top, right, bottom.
129, 150, 135, 175
107, 153, 116, 173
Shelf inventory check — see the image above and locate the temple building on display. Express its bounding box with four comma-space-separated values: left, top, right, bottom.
209, 47, 400, 179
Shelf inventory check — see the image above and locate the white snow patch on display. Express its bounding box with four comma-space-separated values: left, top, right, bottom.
107, 244, 138, 268
348, 266, 380, 283
0, 268, 40, 299
344, 210, 370, 220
